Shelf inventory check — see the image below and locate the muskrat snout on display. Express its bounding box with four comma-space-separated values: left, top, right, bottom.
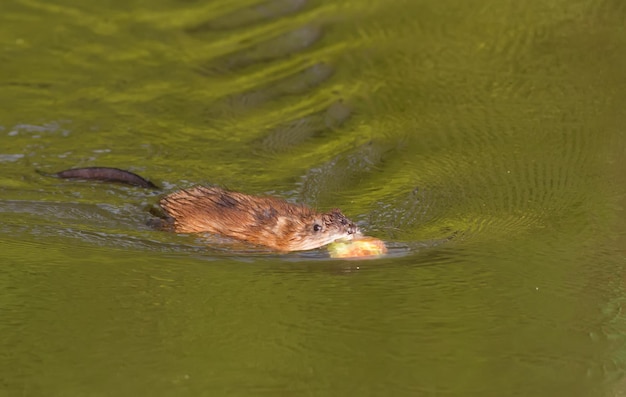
342, 218, 359, 235
327, 209, 360, 237
339, 217, 359, 236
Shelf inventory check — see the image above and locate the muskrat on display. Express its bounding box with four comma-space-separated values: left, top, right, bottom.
47, 167, 360, 252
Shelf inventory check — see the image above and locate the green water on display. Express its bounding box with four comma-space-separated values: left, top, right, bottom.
2, 0, 626, 395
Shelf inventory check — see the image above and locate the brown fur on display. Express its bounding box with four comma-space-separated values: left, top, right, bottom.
159, 186, 359, 251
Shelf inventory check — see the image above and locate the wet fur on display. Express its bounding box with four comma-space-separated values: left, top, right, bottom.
160, 186, 358, 251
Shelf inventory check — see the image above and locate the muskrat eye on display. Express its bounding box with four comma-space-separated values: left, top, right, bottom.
313, 223, 323, 232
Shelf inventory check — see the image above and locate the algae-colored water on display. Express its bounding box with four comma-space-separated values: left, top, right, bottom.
2, 0, 626, 395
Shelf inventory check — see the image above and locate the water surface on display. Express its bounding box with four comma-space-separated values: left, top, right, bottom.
1, 0, 626, 395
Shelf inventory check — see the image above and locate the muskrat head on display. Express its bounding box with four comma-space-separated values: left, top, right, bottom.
288, 209, 360, 251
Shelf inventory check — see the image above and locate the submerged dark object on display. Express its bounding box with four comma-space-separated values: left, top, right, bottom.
46, 166, 360, 252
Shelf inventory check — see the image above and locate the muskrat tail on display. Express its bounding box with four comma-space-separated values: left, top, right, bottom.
37, 167, 159, 189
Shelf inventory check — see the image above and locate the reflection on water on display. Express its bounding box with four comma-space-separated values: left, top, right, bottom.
1, 0, 626, 395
